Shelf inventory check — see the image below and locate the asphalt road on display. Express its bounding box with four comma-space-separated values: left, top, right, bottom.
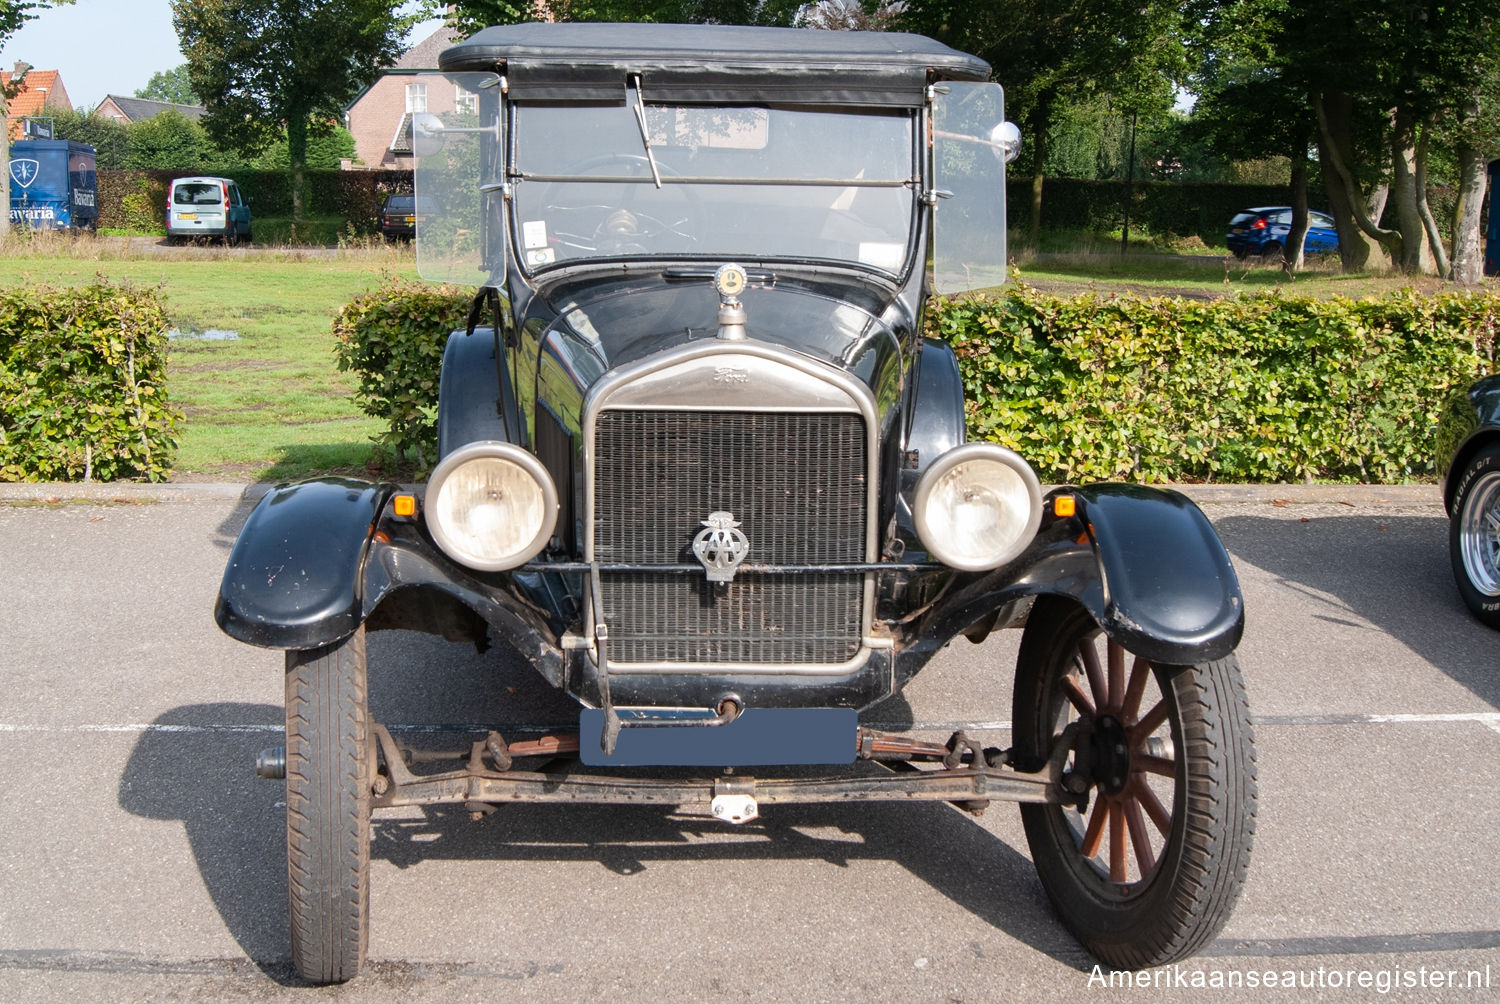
0, 485, 1496, 1002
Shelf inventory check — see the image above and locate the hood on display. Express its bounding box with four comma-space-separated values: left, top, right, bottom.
534, 269, 910, 388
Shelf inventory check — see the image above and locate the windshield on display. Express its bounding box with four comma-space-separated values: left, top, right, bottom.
510, 103, 916, 273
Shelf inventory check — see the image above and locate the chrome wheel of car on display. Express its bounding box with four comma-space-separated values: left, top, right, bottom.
1013, 599, 1256, 969
1458, 470, 1500, 595
1450, 445, 1500, 628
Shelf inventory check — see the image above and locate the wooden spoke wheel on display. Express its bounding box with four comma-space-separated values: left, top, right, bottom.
1014, 600, 1257, 970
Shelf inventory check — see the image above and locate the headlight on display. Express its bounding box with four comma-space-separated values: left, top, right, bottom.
425, 442, 558, 571
912, 443, 1042, 571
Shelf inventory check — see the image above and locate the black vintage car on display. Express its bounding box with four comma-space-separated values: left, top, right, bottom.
1439, 373, 1500, 628
216, 23, 1255, 984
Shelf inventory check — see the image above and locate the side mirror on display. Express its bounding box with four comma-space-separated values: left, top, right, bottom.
411, 113, 447, 158
992, 122, 1022, 164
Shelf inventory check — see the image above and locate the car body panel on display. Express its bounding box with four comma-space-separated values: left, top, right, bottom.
214, 479, 393, 649
1438, 373, 1500, 514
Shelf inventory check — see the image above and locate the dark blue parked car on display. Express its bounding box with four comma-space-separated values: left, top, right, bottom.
1227, 206, 1339, 259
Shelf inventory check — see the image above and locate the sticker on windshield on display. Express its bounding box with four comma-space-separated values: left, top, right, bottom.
858, 242, 903, 271
527, 248, 556, 266
522, 220, 548, 249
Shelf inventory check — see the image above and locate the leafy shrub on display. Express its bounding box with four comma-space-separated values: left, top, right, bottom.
335, 279, 1496, 484
942, 282, 1496, 483
332, 278, 470, 470
0, 282, 181, 481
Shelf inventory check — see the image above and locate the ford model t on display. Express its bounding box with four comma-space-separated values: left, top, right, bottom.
216, 22, 1255, 983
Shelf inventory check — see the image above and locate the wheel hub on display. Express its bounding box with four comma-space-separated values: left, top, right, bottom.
1081, 714, 1132, 797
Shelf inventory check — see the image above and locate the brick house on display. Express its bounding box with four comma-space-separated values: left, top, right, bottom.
94, 95, 206, 125
344, 26, 466, 170
2, 63, 71, 140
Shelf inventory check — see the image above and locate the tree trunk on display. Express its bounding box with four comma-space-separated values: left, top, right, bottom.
1286, 134, 1310, 272
1388, 108, 1433, 273
288, 113, 308, 225
1026, 100, 1050, 249
1, 90, 10, 239
1451, 141, 1488, 284
1413, 122, 1449, 278
1314, 91, 1397, 270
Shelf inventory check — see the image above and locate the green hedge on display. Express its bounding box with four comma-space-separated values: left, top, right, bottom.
332, 279, 470, 470
332, 279, 1495, 484
0, 282, 181, 481
97, 169, 413, 235
943, 282, 1496, 483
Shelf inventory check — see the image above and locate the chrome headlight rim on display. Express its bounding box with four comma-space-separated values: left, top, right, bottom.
425, 441, 559, 572
912, 442, 1043, 572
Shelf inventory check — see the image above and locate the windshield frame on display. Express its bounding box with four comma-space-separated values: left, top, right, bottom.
505, 99, 923, 281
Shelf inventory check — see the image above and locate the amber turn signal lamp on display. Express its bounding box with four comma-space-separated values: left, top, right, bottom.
392, 494, 417, 518
1053, 495, 1076, 518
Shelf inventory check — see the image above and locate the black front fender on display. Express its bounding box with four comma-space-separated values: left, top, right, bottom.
1071, 484, 1244, 663
215, 478, 396, 649
903, 484, 1243, 673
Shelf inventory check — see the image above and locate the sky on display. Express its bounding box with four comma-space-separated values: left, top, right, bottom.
0, 0, 444, 112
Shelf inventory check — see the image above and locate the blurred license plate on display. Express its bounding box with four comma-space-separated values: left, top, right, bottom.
179, 213, 197, 220
1231, 226, 1245, 233
404, 215, 416, 224
580, 707, 856, 766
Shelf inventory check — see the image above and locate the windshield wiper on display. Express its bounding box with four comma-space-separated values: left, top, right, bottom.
629, 74, 663, 189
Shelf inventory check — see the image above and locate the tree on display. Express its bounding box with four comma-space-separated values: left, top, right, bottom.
135, 64, 198, 105
1184, 0, 1322, 270
432, 0, 805, 35
1275, 0, 1500, 275
251, 124, 356, 170
49, 107, 129, 167
173, 0, 418, 222
123, 109, 227, 170
898, 0, 1189, 247
1, 0, 73, 237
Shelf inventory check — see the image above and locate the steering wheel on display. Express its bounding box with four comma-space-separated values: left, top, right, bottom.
537, 153, 700, 256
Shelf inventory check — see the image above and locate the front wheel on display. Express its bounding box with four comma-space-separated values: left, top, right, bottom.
1449, 444, 1500, 629
1014, 600, 1256, 969
284, 627, 371, 983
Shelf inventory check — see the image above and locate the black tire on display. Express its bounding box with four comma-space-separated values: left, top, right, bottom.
284, 627, 371, 984
241, 227, 253, 245
1449, 444, 1500, 629
1259, 241, 1283, 263
1013, 600, 1256, 969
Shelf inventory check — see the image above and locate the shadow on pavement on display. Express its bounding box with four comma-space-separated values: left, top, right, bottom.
118, 697, 1088, 984
1215, 513, 1500, 709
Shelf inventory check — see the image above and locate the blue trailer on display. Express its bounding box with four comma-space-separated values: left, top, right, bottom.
7, 139, 98, 231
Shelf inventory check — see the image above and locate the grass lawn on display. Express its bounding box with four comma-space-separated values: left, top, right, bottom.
1010, 245, 1485, 300
0, 235, 421, 481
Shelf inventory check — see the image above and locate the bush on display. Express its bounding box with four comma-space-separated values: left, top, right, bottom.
942, 282, 1497, 483
0, 282, 181, 481
332, 279, 471, 471
335, 279, 1497, 485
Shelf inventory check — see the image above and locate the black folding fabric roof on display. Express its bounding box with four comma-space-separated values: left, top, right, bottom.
439, 22, 991, 107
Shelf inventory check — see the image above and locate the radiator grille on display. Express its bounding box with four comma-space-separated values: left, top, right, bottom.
593, 409, 866, 665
